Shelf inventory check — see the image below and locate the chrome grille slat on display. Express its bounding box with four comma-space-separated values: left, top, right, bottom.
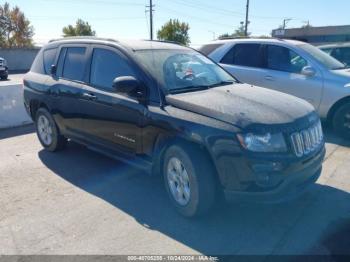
291, 121, 323, 157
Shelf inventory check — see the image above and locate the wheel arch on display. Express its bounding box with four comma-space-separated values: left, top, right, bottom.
327, 96, 350, 125
29, 100, 50, 120
151, 134, 223, 191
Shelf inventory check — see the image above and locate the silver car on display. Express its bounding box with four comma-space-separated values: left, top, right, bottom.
199, 39, 350, 138
319, 43, 350, 67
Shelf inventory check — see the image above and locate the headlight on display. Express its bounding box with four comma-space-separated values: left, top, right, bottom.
237, 132, 287, 153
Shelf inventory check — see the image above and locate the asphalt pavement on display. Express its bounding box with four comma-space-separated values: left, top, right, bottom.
0, 124, 350, 256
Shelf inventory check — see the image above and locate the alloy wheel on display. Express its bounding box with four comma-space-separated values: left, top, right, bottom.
166, 157, 191, 206
37, 115, 53, 146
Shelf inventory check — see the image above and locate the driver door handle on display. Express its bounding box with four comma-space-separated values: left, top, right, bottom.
82, 92, 97, 100
264, 75, 274, 81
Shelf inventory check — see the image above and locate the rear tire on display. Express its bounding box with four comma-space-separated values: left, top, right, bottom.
35, 108, 67, 152
333, 103, 350, 139
163, 144, 216, 217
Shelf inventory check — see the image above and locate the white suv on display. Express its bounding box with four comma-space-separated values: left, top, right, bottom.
199, 38, 350, 138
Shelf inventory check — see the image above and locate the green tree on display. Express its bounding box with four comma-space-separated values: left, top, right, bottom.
62, 19, 96, 37
0, 2, 34, 48
157, 19, 190, 45
218, 22, 250, 40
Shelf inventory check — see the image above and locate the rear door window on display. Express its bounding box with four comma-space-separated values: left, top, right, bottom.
90, 48, 136, 91
62, 47, 87, 81
43, 48, 57, 74
221, 43, 263, 68
266, 45, 308, 73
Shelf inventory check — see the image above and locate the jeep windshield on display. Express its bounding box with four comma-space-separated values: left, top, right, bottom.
134, 49, 236, 94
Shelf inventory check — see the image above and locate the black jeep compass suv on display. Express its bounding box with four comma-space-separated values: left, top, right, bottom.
23, 37, 325, 217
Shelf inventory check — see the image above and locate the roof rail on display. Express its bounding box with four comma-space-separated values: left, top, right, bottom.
49, 36, 119, 43
143, 39, 184, 46
218, 36, 282, 41
218, 36, 251, 40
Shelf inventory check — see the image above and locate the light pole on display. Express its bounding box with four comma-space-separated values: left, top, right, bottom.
146, 0, 155, 40
244, 0, 250, 36
208, 30, 216, 40
283, 18, 292, 29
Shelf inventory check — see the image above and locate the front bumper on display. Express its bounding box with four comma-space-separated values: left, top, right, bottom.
0, 66, 8, 77
223, 146, 325, 203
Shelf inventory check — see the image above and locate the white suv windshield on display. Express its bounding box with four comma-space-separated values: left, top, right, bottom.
299, 44, 346, 70
134, 49, 236, 94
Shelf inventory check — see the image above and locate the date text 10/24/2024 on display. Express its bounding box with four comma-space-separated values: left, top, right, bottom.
127, 255, 219, 261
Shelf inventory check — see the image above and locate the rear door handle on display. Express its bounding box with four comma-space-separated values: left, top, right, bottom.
82, 92, 97, 100
264, 75, 274, 81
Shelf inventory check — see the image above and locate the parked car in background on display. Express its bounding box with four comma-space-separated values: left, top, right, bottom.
23, 37, 325, 217
319, 43, 350, 67
199, 38, 350, 139
0, 57, 8, 80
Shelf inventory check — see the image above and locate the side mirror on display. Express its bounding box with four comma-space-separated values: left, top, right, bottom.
301, 66, 316, 77
112, 76, 140, 96
50, 64, 57, 75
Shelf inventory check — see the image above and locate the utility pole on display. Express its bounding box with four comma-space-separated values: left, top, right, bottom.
244, 0, 250, 36
146, 0, 155, 40
282, 18, 292, 29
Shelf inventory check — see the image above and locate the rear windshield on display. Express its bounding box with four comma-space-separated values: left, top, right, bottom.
198, 43, 224, 55
299, 43, 346, 70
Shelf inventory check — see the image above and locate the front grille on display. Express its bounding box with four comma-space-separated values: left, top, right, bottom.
290, 121, 323, 157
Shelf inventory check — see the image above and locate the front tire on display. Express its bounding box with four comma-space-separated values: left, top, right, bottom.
35, 108, 67, 151
163, 144, 216, 217
333, 103, 350, 139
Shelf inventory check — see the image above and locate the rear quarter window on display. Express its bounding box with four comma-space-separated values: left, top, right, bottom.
30, 49, 45, 74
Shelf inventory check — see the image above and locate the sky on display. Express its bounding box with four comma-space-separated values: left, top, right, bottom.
5, 0, 350, 47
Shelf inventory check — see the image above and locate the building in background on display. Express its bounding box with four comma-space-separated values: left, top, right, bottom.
272, 25, 350, 46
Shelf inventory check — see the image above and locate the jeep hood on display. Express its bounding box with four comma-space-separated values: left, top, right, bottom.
166, 84, 315, 129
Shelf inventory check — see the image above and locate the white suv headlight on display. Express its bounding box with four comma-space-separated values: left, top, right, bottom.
237, 132, 287, 153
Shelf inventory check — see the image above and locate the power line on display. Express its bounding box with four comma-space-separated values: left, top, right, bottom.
157, 5, 235, 29
41, 0, 144, 6
29, 15, 145, 21
169, 0, 246, 17
165, 0, 307, 21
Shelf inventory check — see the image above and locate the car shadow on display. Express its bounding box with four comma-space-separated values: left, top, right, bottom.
38, 141, 350, 256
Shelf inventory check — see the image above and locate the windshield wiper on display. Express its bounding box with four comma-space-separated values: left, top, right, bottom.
168, 85, 210, 94
209, 80, 235, 87
168, 81, 235, 94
